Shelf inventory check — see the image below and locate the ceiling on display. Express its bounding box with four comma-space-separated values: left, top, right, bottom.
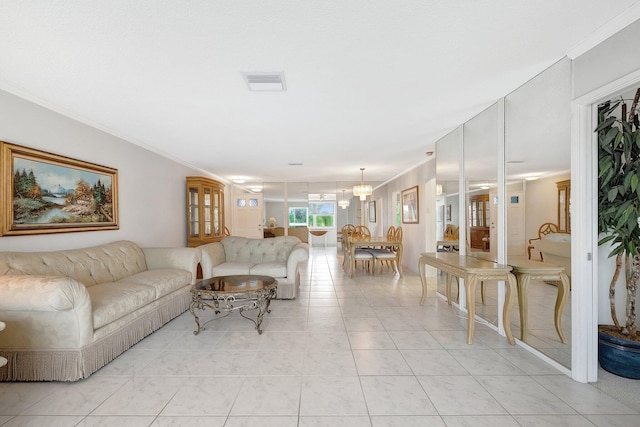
1, 1, 639, 197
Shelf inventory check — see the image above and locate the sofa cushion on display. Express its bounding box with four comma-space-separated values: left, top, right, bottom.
0, 240, 147, 287
249, 262, 287, 278
211, 262, 253, 276
118, 268, 192, 298
87, 282, 157, 329
221, 237, 300, 264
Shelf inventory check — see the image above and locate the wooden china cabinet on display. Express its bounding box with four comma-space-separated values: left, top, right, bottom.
556, 179, 570, 233
469, 194, 490, 251
186, 177, 225, 247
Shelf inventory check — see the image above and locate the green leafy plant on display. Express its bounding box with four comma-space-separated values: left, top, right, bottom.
597, 88, 640, 340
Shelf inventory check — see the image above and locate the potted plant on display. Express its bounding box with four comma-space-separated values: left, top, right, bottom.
597, 88, 640, 379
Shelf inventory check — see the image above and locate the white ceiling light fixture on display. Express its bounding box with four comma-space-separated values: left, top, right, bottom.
242, 72, 286, 91
353, 168, 372, 201
338, 190, 350, 209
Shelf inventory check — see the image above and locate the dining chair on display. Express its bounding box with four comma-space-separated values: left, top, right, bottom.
341, 224, 356, 267
369, 226, 402, 274
349, 225, 373, 272
386, 225, 396, 240
354, 225, 371, 240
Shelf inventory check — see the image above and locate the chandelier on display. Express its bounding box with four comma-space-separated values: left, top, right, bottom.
353, 167, 372, 201
338, 190, 350, 209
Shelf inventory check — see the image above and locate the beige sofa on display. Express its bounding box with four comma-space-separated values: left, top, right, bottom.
199, 236, 309, 299
0, 240, 200, 381
532, 232, 571, 277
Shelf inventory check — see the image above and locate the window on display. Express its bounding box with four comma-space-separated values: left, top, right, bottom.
288, 207, 308, 227
289, 203, 336, 228
308, 202, 335, 228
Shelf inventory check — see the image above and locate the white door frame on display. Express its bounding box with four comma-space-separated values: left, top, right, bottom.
571, 69, 640, 383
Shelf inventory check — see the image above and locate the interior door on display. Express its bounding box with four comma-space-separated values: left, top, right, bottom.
232, 193, 263, 238
507, 190, 525, 256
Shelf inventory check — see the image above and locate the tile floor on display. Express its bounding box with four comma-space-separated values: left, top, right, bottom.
0, 247, 638, 426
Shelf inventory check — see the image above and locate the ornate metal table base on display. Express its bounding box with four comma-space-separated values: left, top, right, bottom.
189, 275, 277, 335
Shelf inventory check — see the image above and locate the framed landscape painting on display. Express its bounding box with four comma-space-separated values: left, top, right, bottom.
401, 185, 419, 224
1, 142, 119, 235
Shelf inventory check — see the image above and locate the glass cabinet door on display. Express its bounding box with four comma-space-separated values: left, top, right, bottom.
188, 186, 199, 238
213, 191, 220, 236
204, 188, 212, 237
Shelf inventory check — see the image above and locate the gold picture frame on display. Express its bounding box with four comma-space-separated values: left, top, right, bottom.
369, 201, 376, 223
1, 141, 119, 235
401, 185, 419, 224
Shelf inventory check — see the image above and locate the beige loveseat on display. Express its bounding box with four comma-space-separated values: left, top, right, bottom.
532, 232, 571, 277
0, 240, 200, 381
199, 236, 309, 299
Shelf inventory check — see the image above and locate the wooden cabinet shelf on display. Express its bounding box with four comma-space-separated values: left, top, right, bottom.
186, 177, 225, 247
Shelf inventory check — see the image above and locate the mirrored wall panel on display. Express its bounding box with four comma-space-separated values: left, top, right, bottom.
505, 58, 572, 368
463, 102, 500, 325
435, 128, 461, 297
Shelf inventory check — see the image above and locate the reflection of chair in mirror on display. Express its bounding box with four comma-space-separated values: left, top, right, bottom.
527, 222, 559, 260
442, 224, 459, 252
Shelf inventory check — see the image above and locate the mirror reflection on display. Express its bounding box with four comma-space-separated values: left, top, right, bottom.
256, 181, 369, 247
504, 59, 572, 368
435, 128, 460, 298
461, 103, 501, 327
434, 59, 572, 369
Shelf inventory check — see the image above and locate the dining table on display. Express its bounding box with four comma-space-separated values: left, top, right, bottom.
346, 236, 403, 278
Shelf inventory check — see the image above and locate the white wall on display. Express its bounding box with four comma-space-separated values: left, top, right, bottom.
372, 159, 436, 274
0, 88, 214, 251
573, 20, 640, 99
573, 19, 640, 326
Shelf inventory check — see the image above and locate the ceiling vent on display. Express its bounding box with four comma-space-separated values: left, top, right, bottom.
242, 72, 286, 91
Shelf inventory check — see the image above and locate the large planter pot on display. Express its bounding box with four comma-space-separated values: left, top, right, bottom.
598, 328, 640, 379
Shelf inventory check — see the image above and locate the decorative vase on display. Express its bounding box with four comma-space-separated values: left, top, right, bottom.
598, 328, 640, 379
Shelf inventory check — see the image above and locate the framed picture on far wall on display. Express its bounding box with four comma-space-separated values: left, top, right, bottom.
1, 141, 119, 236
369, 201, 376, 223
401, 185, 419, 224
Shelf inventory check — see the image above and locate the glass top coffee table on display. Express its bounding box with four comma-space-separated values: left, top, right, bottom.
189, 275, 277, 335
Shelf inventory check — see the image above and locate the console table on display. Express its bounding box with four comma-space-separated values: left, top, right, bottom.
507, 258, 570, 343
469, 253, 570, 344
418, 252, 516, 345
